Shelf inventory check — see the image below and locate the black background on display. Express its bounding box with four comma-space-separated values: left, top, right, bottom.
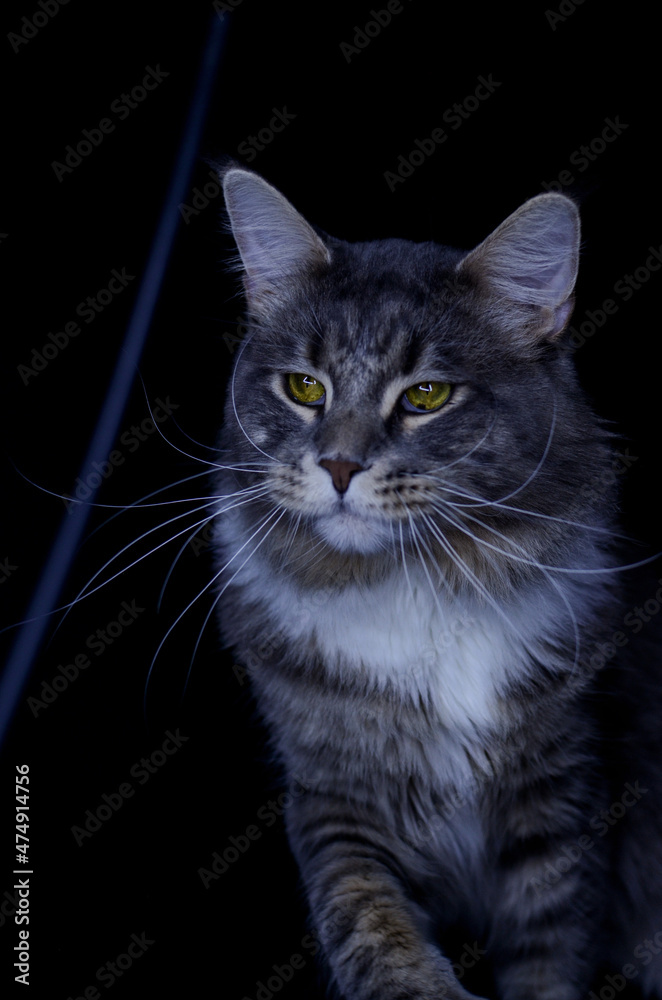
2, 2, 661, 998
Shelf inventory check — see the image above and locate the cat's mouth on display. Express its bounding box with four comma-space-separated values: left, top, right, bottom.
314, 507, 393, 554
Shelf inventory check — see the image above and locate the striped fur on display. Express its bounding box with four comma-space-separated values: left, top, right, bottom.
214, 167, 662, 999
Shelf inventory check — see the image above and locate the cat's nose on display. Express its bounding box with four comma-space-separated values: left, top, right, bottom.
319, 459, 365, 494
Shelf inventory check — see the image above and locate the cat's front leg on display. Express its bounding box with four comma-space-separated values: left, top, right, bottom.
309, 860, 483, 1000
288, 803, 484, 1000
488, 807, 607, 1000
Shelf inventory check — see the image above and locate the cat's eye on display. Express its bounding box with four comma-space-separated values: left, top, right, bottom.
286, 372, 326, 406
402, 381, 452, 412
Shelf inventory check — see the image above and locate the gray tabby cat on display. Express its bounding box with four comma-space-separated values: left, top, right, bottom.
214, 165, 662, 999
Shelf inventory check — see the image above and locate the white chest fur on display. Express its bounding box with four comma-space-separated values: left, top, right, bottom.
235, 552, 564, 738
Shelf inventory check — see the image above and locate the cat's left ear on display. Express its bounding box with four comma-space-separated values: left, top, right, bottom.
221, 167, 331, 315
457, 193, 580, 342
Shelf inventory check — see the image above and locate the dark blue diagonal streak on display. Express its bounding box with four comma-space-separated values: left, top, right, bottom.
0, 13, 228, 747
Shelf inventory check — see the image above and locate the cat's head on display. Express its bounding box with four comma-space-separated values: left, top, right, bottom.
218, 167, 613, 590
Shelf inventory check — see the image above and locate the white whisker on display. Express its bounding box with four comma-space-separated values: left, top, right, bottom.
428, 477, 622, 538
425, 500, 582, 674
230, 329, 281, 463
426, 497, 653, 577
56, 487, 271, 622
145, 503, 288, 708
396, 521, 417, 610
419, 510, 542, 660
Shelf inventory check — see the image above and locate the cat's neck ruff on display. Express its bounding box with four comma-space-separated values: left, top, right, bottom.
230, 539, 579, 737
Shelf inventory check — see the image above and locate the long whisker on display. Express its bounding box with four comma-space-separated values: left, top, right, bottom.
418, 511, 543, 660
430, 397, 558, 510
426, 500, 582, 674
488, 396, 557, 507
426, 497, 654, 577
428, 478, 623, 539
427, 389, 499, 475
12, 461, 271, 526
157, 514, 217, 611
405, 510, 450, 622
145, 504, 288, 710
156, 485, 271, 608
397, 521, 417, 609
181, 506, 290, 695
278, 525, 329, 574
70, 488, 270, 605
275, 511, 304, 571
5, 488, 271, 637
143, 389, 274, 473
230, 329, 281, 463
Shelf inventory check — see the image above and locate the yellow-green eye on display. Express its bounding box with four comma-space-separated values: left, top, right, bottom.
402, 381, 452, 412
287, 372, 326, 406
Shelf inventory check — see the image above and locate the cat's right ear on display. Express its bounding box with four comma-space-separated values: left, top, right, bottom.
221, 167, 331, 314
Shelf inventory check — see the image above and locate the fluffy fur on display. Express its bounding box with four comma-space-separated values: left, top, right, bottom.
214, 166, 662, 1000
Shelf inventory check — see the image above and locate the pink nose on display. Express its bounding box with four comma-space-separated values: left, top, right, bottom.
319, 459, 364, 494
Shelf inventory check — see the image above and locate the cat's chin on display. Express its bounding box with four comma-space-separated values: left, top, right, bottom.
315, 511, 392, 554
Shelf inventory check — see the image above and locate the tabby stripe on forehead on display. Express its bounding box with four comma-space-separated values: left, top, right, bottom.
306, 330, 322, 371
400, 333, 422, 379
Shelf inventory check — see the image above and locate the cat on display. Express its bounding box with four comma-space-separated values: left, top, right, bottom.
213, 164, 662, 1000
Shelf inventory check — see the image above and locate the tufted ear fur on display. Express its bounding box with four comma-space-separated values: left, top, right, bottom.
221, 167, 331, 314
457, 193, 580, 342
